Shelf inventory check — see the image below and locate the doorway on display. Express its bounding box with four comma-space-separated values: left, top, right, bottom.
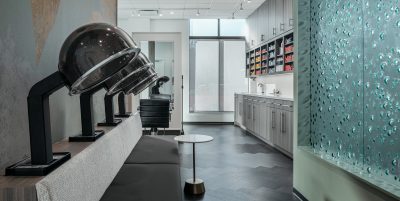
130, 33, 182, 131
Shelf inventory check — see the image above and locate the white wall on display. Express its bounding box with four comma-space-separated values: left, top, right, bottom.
249, 73, 294, 98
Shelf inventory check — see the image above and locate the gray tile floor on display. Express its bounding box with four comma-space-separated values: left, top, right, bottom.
179, 124, 300, 201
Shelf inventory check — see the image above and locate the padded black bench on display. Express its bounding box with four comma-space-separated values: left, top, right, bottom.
101, 135, 183, 201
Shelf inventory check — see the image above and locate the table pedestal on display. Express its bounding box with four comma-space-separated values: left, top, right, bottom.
174, 134, 213, 196
184, 143, 205, 195
184, 178, 205, 195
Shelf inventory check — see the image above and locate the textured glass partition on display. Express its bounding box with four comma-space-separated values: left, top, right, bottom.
310, 0, 400, 194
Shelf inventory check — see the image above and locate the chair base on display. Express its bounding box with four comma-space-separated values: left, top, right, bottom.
5, 152, 71, 176
69, 130, 105, 142
114, 112, 132, 118
97, 119, 122, 127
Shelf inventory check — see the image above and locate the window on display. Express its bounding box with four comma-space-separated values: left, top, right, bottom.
189, 19, 247, 113
189, 19, 218, 36
189, 39, 247, 112
220, 19, 246, 36
190, 19, 246, 37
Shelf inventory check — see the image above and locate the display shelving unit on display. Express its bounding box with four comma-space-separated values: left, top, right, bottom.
283, 32, 294, 72
245, 31, 294, 78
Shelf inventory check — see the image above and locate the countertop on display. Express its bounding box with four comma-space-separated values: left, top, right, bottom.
235, 92, 294, 101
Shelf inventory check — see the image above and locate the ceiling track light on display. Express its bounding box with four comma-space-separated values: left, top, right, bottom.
240, 3, 244, 10
196, 9, 200, 16
170, 11, 174, 14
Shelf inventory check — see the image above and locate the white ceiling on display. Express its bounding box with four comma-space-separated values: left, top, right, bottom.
117, 0, 265, 19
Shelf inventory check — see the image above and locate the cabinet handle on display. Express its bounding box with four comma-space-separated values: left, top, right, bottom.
281, 112, 286, 133
289, 18, 294, 26
253, 105, 255, 120
249, 105, 252, 119
272, 111, 276, 129
247, 104, 250, 119
280, 23, 285, 31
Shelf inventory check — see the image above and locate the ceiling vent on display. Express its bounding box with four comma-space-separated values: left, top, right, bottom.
138, 10, 159, 16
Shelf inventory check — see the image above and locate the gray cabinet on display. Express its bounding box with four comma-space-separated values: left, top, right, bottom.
259, 100, 269, 141
238, 95, 293, 157
270, 106, 280, 146
234, 94, 244, 127
275, 0, 285, 35
284, 0, 294, 31
252, 100, 261, 134
258, 3, 268, 43
247, 14, 258, 48
267, 0, 277, 38
271, 102, 293, 155
244, 98, 253, 131
246, 0, 293, 48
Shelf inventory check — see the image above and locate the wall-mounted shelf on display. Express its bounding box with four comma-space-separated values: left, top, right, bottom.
245, 31, 294, 78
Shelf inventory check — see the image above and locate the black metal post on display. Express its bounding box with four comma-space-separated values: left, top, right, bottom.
97, 93, 122, 126
114, 92, 131, 118
6, 72, 71, 176
181, 75, 185, 135
69, 85, 105, 142
193, 143, 196, 182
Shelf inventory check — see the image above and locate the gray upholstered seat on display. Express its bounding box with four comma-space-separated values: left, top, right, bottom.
100, 164, 182, 201
124, 135, 180, 164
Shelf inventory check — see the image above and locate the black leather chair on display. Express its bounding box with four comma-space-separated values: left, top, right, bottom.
139, 99, 170, 135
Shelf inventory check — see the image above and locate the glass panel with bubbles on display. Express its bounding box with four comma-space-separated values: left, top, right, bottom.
310, 0, 364, 165
309, 0, 400, 193
363, 0, 400, 185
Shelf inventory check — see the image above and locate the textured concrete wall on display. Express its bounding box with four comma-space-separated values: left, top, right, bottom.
0, 0, 116, 174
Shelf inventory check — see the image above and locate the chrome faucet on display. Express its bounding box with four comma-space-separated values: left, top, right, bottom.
257, 83, 265, 94
273, 88, 280, 95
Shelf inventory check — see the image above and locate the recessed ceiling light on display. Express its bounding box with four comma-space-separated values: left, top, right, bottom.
138, 13, 141, 16
159, 13, 163, 16
170, 11, 175, 14
247, 0, 252, 3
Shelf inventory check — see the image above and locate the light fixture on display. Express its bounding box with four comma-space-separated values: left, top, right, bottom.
170, 11, 175, 15
6, 23, 140, 176
247, 0, 252, 3
240, 3, 244, 10
138, 13, 141, 16
196, 9, 200, 16
159, 12, 163, 16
